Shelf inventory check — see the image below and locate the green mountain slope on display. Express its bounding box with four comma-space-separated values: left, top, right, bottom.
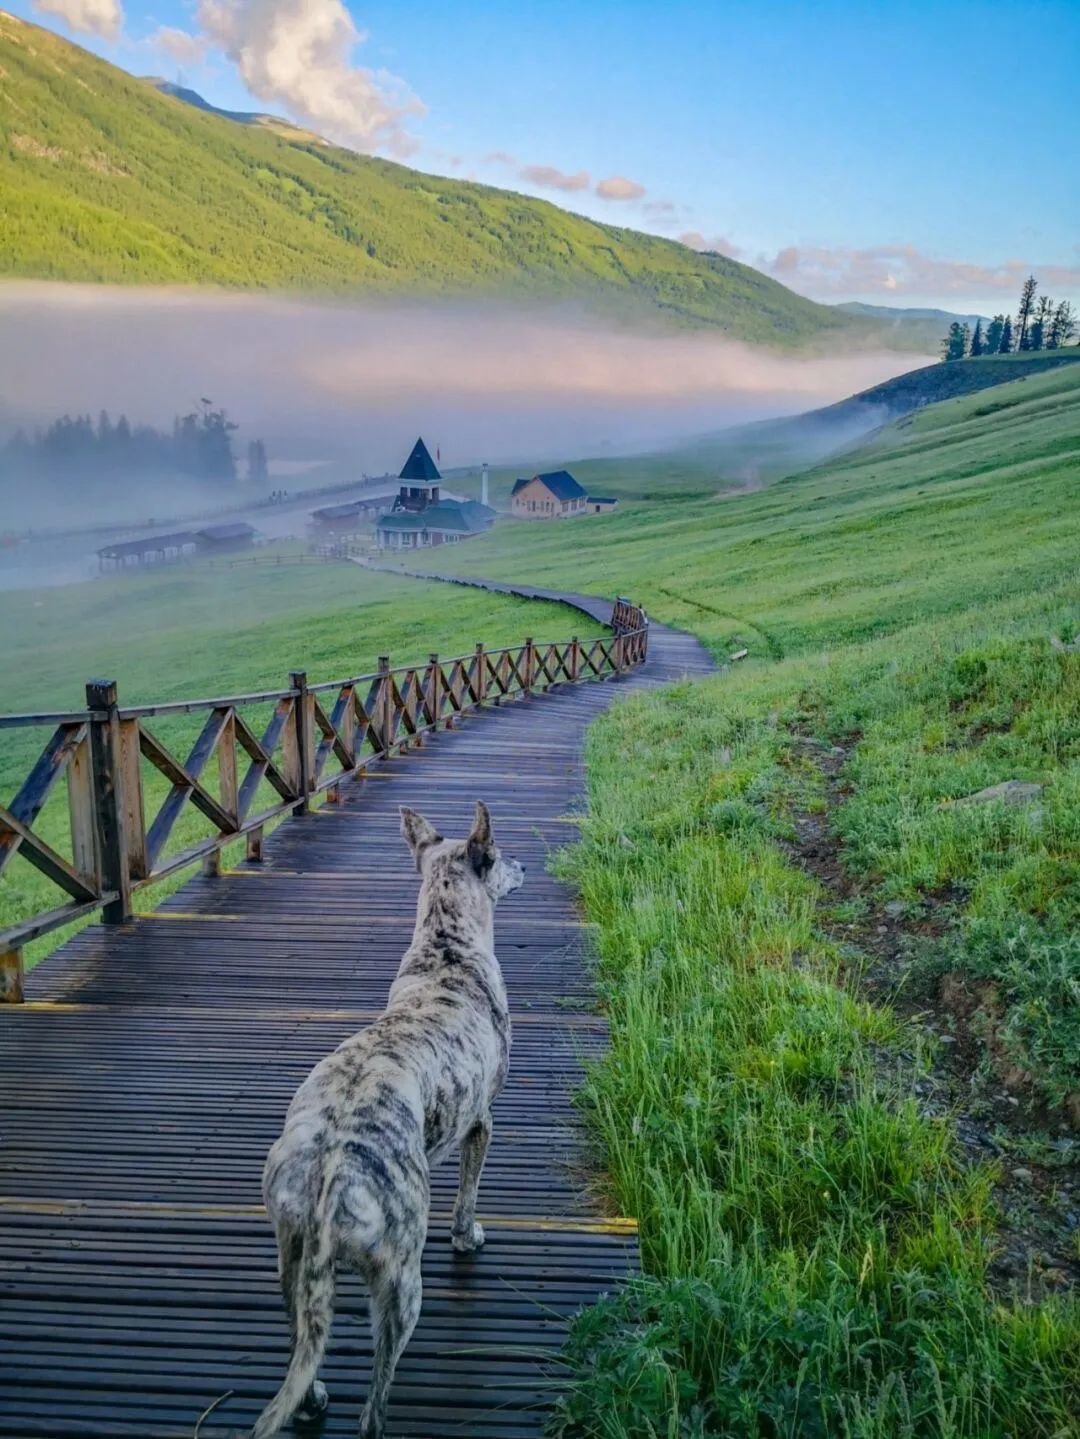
686, 349, 1080, 482
1, 13, 893, 349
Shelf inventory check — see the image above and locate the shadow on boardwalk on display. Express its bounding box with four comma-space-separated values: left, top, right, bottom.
0, 579, 713, 1438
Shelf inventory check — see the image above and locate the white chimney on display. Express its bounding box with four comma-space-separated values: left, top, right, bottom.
481, 462, 489, 507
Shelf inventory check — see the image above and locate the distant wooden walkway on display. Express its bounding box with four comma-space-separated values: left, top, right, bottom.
0, 585, 713, 1438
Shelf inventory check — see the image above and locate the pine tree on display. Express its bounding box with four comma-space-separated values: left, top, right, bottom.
942, 321, 967, 361
1015, 274, 1038, 351
969, 319, 984, 357
1029, 294, 1054, 351
1047, 300, 1077, 348
998, 315, 1014, 353
985, 315, 1005, 353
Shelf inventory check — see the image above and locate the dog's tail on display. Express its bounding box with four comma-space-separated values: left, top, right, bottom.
250, 1156, 342, 1439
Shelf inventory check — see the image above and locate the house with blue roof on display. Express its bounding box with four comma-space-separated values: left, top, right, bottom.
511, 470, 588, 519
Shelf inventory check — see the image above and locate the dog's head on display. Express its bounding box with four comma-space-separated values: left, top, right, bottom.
400, 800, 525, 902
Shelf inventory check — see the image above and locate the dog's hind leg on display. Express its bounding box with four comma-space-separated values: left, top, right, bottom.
451, 1110, 492, 1253
274, 1219, 329, 1421
358, 1243, 423, 1439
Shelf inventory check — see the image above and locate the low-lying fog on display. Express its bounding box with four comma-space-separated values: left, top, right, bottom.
0, 283, 920, 584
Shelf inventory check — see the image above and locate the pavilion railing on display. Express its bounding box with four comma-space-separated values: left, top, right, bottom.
0, 602, 648, 1000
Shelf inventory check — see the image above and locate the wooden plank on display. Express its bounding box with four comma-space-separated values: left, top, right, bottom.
217, 712, 238, 827
234, 702, 294, 819
1, 947, 23, 1004
85, 681, 132, 924
288, 673, 312, 816
66, 734, 98, 888
0, 722, 87, 877
141, 717, 235, 873
117, 720, 147, 883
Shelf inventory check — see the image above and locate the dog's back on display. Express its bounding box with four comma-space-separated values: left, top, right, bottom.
251, 801, 524, 1439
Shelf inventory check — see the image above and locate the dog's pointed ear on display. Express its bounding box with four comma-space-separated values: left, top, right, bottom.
467, 800, 495, 877
400, 806, 442, 864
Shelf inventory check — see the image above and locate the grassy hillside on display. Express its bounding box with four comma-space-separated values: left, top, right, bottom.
1, 14, 895, 349
417, 362, 1080, 1434
469, 351, 1080, 508
428, 359, 1080, 652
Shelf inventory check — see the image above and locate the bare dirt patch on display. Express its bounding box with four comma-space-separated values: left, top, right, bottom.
783, 728, 1080, 1298
11, 133, 63, 161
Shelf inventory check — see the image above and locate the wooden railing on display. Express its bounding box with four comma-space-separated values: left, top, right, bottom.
0, 603, 648, 1000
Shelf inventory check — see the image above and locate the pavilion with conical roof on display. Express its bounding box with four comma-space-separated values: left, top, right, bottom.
393, 437, 441, 513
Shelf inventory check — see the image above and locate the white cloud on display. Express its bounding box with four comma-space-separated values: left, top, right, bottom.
595, 175, 646, 201
764, 243, 1080, 299
149, 24, 208, 66
33, 0, 122, 39
519, 163, 590, 193
680, 231, 742, 259
195, 0, 424, 154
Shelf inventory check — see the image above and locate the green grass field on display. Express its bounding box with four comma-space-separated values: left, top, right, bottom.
0, 557, 604, 963
420, 362, 1080, 1435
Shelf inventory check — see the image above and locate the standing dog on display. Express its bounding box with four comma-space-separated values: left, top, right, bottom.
250, 801, 525, 1438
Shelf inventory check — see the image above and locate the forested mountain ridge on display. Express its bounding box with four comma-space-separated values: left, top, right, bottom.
2, 13, 920, 350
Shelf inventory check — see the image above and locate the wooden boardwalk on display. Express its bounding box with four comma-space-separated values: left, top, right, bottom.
0, 586, 713, 1438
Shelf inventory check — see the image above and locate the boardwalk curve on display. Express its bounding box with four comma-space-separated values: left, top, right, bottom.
0, 581, 713, 1438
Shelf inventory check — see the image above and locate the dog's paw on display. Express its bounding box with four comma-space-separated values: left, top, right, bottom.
298, 1379, 329, 1421
451, 1221, 485, 1253
358, 1402, 383, 1439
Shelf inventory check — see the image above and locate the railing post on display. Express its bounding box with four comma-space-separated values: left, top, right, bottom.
569, 636, 581, 684
1, 947, 23, 1004
289, 670, 312, 814
86, 679, 134, 924
377, 656, 393, 755
523, 637, 535, 697
429, 654, 442, 731
474, 643, 486, 706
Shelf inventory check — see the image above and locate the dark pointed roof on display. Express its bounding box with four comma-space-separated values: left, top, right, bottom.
399, 437, 441, 483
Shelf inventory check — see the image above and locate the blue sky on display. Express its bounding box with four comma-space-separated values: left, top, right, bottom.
14, 0, 1080, 311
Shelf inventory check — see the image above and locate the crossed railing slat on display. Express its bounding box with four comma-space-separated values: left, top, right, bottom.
0, 602, 648, 1000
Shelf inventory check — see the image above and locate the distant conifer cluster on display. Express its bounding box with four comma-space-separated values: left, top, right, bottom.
1, 402, 269, 485
941, 276, 1077, 361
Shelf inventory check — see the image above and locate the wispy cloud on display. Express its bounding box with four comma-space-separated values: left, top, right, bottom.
32, 0, 122, 39
148, 24, 208, 65
681, 231, 742, 259
518, 163, 590, 193
194, 0, 425, 155
764, 243, 1080, 298
595, 175, 646, 201
483, 150, 517, 167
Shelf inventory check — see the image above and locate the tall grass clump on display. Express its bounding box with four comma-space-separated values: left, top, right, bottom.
549, 671, 1079, 1438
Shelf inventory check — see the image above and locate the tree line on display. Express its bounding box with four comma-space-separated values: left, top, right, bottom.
1, 402, 270, 485
941, 276, 1077, 361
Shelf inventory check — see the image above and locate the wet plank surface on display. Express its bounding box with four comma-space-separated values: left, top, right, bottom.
0, 588, 714, 1437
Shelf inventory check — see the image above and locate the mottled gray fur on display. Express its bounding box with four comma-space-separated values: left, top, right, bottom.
249, 801, 524, 1438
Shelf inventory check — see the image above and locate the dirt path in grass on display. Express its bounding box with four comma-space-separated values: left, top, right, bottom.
783, 729, 1080, 1298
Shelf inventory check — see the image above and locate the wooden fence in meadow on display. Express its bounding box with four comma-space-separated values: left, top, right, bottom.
0, 599, 648, 1000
